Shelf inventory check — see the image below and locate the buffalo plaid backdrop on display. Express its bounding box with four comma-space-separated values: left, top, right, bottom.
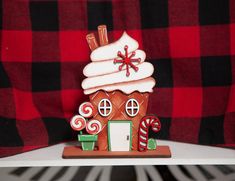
0, 0, 235, 157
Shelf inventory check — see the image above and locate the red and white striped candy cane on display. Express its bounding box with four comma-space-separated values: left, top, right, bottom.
86, 119, 102, 135
78, 102, 94, 118
70, 115, 86, 131
138, 115, 161, 152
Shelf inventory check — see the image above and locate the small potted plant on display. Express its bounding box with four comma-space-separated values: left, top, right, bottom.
70, 102, 102, 151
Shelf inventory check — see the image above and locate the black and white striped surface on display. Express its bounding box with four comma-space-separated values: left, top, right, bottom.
1, 165, 235, 181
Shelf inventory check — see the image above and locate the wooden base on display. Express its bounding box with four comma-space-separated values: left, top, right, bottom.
62, 146, 171, 158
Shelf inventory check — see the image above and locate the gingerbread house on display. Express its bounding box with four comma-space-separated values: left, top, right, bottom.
82, 25, 156, 151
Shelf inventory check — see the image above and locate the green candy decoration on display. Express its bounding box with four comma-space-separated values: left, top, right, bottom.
147, 138, 157, 150
78, 134, 98, 151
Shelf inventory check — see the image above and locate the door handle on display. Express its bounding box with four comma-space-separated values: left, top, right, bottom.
126, 135, 129, 141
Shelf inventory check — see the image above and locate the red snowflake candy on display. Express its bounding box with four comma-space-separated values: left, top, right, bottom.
114, 45, 141, 76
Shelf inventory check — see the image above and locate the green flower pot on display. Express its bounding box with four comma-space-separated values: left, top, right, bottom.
78, 134, 98, 151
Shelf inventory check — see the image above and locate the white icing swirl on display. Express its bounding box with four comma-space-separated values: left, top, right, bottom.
90, 31, 139, 62
82, 31, 156, 95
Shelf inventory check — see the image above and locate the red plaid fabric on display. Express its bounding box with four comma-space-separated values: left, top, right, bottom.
0, 0, 235, 157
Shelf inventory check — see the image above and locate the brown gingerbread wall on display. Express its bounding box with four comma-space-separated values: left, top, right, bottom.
89, 90, 149, 151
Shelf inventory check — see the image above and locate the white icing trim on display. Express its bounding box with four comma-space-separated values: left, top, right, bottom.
83, 77, 156, 95
82, 62, 154, 90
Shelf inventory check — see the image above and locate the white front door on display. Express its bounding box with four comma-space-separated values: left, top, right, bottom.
108, 121, 132, 151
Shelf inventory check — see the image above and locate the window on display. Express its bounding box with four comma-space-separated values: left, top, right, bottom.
125, 99, 139, 117
98, 99, 112, 117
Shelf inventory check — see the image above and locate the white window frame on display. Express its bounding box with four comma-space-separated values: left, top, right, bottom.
125, 98, 139, 117
98, 99, 112, 117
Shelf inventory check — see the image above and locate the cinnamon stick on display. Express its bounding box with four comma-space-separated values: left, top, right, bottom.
86, 33, 99, 51
98, 25, 109, 46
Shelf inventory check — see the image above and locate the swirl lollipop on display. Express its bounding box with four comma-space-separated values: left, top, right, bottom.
86, 119, 102, 135
78, 102, 94, 118
70, 115, 86, 131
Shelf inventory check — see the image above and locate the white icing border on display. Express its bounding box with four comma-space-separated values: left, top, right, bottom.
83, 77, 156, 95
82, 62, 154, 90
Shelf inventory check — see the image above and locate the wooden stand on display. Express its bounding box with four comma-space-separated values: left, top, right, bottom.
62, 146, 171, 158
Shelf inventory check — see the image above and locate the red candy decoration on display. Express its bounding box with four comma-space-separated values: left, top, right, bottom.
138, 115, 161, 152
86, 119, 102, 135
78, 102, 94, 118
70, 115, 86, 131
113, 45, 141, 76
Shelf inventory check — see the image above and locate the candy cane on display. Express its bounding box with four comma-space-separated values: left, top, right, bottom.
70, 115, 86, 131
86, 119, 102, 135
138, 115, 161, 152
78, 102, 94, 118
